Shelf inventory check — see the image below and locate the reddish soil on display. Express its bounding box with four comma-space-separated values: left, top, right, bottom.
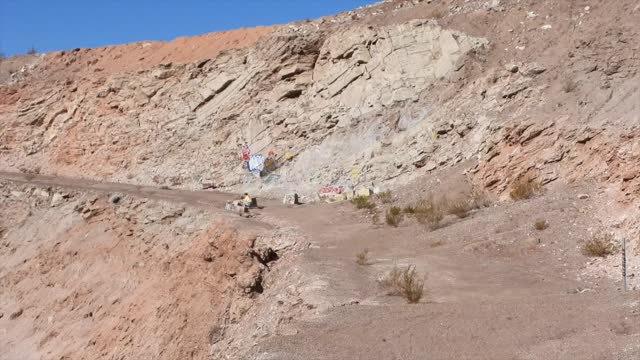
1, 26, 273, 84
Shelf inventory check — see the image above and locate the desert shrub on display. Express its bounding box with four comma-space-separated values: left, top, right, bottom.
377, 190, 393, 204
413, 197, 444, 229
370, 208, 380, 225
403, 206, 416, 214
444, 198, 472, 218
356, 249, 370, 266
470, 190, 492, 208
430, 240, 445, 248
378, 265, 425, 304
400, 266, 424, 304
379, 266, 403, 295
352, 196, 375, 210
431, 8, 447, 19
509, 177, 542, 200
582, 233, 616, 257
534, 219, 549, 231
385, 207, 404, 227
562, 77, 578, 93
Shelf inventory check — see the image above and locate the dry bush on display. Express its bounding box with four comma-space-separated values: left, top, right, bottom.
379, 266, 403, 295
400, 266, 425, 304
413, 197, 445, 229
403, 206, 416, 214
430, 240, 445, 248
443, 190, 493, 218
562, 77, 578, 93
370, 208, 380, 225
356, 249, 370, 266
509, 177, 542, 200
352, 196, 375, 210
403, 191, 491, 228
445, 198, 473, 218
534, 219, 549, 231
377, 190, 393, 204
378, 265, 425, 304
351, 195, 381, 225
582, 233, 617, 257
430, 8, 447, 19
470, 190, 492, 208
385, 207, 404, 227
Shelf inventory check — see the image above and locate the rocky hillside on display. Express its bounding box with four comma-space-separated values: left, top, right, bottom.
1, 0, 639, 202
2, 1, 640, 359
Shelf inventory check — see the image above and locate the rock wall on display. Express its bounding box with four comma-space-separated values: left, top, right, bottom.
0, 20, 488, 197
1, 0, 640, 205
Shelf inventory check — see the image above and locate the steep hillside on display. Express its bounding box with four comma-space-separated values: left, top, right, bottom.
1, 0, 638, 201
1, 1, 640, 358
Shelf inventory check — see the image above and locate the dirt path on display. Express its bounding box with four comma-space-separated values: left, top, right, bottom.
0, 171, 281, 211
1, 172, 639, 359
254, 198, 640, 359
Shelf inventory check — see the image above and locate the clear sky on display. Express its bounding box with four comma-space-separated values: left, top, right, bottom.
0, 0, 379, 56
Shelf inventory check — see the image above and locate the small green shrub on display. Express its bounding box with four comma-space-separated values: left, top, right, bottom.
352, 196, 375, 210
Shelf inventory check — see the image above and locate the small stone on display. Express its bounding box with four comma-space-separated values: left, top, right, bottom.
109, 194, 123, 204
577, 194, 590, 200
9, 308, 23, 320
50, 193, 64, 207
522, 63, 546, 77
505, 63, 519, 73
34, 189, 50, 199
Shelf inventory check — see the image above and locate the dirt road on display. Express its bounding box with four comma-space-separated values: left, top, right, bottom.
1, 172, 639, 359
0, 171, 245, 209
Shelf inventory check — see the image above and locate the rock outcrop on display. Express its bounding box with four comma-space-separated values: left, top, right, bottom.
0, 0, 639, 205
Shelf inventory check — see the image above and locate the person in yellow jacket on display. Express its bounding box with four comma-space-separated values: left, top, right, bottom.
243, 193, 253, 208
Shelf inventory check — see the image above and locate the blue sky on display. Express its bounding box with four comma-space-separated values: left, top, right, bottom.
0, 0, 378, 56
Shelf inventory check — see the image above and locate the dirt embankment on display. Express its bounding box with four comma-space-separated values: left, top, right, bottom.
0, 182, 288, 360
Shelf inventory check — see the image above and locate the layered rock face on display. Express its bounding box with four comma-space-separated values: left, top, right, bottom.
1, 0, 640, 203
0, 19, 488, 196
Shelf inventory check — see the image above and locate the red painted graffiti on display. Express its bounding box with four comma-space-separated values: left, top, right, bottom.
318, 186, 344, 195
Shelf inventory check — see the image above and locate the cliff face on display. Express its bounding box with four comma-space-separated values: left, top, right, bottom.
1, 0, 639, 201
